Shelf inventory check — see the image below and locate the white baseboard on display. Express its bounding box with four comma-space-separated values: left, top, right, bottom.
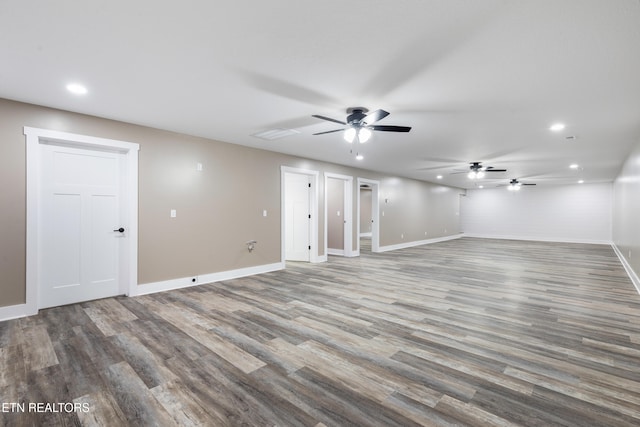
462, 233, 612, 245
0, 303, 37, 322
327, 248, 345, 256
131, 262, 285, 297
612, 244, 640, 295
377, 233, 463, 253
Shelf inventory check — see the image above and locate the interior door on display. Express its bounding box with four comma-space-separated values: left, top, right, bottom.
284, 172, 311, 261
39, 143, 125, 308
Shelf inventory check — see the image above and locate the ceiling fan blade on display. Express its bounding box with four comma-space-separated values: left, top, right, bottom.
312, 129, 344, 135
363, 109, 390, 125
484, 168, 507, 172
522, 183, 536, 185
312, 115, 346, 125
369, 125, 412, 132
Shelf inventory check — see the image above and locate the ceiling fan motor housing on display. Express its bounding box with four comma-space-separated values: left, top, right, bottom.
347, 108, 368, 125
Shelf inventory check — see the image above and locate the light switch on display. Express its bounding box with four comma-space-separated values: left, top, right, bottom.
196, 163, 203, 171
262, 210, 267, 217
170, 209, 177, 218
337, 211, 341, 216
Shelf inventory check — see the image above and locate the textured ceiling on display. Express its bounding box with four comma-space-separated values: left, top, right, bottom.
2, 0, 640, 189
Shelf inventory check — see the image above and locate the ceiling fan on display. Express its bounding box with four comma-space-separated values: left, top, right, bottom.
453, 162, 507, 179
503, 178, 536, 190
312, 107, 411, 143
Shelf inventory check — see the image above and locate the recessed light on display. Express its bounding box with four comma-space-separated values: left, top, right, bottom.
478, 185, 484, 189
578, 180, 584, 184
436, 175, 443, 180
66, 83, 88, 95
570, 163, 579, 169
550, 123, 566, 132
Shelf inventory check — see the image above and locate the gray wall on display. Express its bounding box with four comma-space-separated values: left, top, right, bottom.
613, 138, 640, 280
379, 177, 462, 244
0, 98, 462, 308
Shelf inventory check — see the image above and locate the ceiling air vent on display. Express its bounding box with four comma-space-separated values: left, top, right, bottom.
251, 128, 300, 141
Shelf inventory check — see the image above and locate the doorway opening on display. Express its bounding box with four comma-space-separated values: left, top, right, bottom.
324, 173, 353, 257
357, 178, 380, 254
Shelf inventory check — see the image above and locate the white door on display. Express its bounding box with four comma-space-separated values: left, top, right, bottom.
39, 143, 125, 308
284, 172, 310, 261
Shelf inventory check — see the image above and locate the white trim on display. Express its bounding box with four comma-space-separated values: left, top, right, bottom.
280, 166, 320, 263
612, 244, 640, 295
327, 248, 345, 256
23, 126, 139, 313
357, 178, 380, 253
324, 173, 354, 257
461, 233, 612, 245
0, 303, 32, 322
360, 232, 372, 238
378, 233, 463, 253
132, 262, 284, 296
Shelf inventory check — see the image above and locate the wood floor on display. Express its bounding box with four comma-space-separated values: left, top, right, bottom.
2, 237, 640, 426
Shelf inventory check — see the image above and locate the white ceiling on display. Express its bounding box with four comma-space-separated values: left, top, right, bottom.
2, 0, 640, 189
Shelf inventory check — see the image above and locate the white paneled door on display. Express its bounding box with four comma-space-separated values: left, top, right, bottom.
284, 172, 311, 261
39, 143, 125, 308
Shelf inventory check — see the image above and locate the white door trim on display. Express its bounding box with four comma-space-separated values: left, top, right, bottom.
281, 166, 321, 263
357, 178, 380, 253
324, 173, 354, 257
24, 127, 139, 314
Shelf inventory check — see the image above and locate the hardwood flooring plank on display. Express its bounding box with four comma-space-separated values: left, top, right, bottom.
73, 391, 128, 427
150, 380, 217, 426
81, 298, 138, 337
109, 332, 177, 389
19, 324, 59, 371
103, 361, 176, 426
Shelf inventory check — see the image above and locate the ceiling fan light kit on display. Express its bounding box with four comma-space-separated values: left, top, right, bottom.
343, 126, 372, 143
313, 107, 411, 150
506, 178, 536, 190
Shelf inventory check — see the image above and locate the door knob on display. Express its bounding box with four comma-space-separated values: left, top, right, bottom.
113, 227, 125, 233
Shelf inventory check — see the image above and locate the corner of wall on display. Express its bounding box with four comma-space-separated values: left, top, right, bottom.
612, 243, 640, 295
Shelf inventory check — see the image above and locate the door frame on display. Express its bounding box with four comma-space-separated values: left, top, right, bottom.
24, 127, 139, 314
324, 173, 354, 257
357, 177, 380, 253
280, 166, 321, 263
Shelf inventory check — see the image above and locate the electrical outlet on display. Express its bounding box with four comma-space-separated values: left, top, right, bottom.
170, 209, 177, 218
401, 233, 404, 239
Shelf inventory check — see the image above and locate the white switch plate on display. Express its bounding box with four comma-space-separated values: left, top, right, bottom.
170, 209, 177, 218
337, 211, 341, 216
196, 163, 203, 171
263, 210, 267, 217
